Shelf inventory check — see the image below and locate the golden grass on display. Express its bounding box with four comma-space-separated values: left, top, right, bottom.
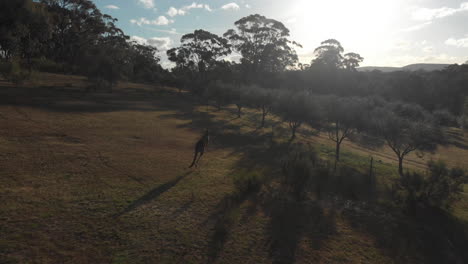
0, 73, 466, 263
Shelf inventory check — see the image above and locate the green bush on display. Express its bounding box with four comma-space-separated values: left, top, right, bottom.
232, 170, 264, 197
31, 57, 65, 73
0, 59, 30, 86
394, 160, 467, 210
281, 144, 377, 201
282, 144, 324, 200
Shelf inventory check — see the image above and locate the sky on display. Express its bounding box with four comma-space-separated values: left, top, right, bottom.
95, 0, 468, 68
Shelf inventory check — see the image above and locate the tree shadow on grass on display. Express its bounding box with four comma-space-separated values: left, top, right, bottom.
114, 171, 193, 218
341, 201, 468, 264
263, 194, 337, 264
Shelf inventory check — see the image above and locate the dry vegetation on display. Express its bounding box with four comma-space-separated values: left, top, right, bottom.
0, 73, 466, 263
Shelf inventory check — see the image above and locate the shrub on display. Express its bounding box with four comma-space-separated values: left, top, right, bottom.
394, 160, 467, 210
0, 59, 30, 86
232, 170, 263, 197
282, 144, 324, 200
433, 109, 458, 127
31, 57, 65, 73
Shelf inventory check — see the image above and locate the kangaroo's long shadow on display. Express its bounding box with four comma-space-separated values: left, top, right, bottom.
114, 171, 192, 218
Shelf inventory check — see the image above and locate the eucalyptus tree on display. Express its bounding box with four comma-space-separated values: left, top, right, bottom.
311, 39, 363, 71
167, 29, 231, 76
312, 39, 344, 69
0, 0, 51, 68
41, 0, 124, 67
84, 35, 132, 92
343, 52, 364, 70
224, 14, 300, 83
129, 42, 162, 83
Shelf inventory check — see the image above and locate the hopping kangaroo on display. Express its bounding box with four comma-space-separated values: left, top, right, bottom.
189, 130, 210, 168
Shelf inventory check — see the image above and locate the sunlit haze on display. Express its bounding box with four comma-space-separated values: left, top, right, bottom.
96, 0, 468, 67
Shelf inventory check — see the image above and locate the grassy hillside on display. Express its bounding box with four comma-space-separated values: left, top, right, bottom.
0, 73, 467, 263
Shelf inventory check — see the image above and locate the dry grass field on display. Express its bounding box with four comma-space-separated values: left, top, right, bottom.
0, 73, 466, 263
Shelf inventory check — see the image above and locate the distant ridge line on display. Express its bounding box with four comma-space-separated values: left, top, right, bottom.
357, 63, 452, 72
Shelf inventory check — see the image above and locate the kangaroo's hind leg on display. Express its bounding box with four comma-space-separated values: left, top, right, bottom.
189, 151, 199, 168
195, 151, 204, 167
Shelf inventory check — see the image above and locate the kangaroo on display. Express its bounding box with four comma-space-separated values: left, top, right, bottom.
189, 130, 210, 168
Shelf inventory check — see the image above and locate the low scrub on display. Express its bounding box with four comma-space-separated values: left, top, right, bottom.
232, 169, 264, 198
393, 160, 467, 211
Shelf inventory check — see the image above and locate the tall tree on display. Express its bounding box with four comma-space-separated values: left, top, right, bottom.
224, 14, 300, 78
343, 52, 364, 71
311, 39, 363, 71
312, 39, 344, 69
167, 29, 231, 75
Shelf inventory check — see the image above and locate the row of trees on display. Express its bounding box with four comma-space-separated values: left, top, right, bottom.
0, 0, 167, 88
203, 82, 443, 177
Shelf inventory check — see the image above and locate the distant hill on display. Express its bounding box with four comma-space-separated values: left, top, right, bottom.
358, 63, 452, 72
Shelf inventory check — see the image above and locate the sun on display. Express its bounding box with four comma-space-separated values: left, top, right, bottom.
285, 0, 402, 63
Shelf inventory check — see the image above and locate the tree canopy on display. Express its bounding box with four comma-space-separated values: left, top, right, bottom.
224, 14, 300, 74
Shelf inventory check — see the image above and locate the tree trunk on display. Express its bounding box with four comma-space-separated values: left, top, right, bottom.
336, 141, 341, 162
261, 105, 267, 128
289, 122, 301, 141
291, 126, 296, 140
236, 104, 242, 118
334, 141, 341, 170
398, 156, 404, 177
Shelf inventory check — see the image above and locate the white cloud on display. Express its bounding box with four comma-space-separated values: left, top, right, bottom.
167, 2, 212, 17
130, 16, 174, 26
130, 36, 174, 69
147, 38, 173, 51
393, 40, 413, 51
105, 5, 119, 10
182, 2, 212, 12
221, 3, 240, 10
411, 2, 468, 21
130, 36, 173, 51
167, 7, 186, 17
422, 46, 434, 53
445, 37, 468, 48
400, 21, 432, 32
245, 4, 251, 9
138, 0, 155, 9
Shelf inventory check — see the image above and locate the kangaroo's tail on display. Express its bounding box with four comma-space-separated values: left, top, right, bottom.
189, 151, 198, 168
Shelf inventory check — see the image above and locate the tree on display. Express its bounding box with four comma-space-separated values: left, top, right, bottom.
129, 42, 162, 83
40, 0, 125, 69
372, 103, 442, 177
84, 35, 132, 91
167, 29, 231, 76
0, 0, 31, 61
224, 14, 300, 80
311, 39, 363, 71
244, 86, 274, 127
321, 96, 364, 167
312, 39, 344, 69
343, 52, 364, 71
275, 91, 319, 141
0, 0, 51, 73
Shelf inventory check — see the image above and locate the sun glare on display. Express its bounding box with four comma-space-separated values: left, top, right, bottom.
288, 0, 402, 63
